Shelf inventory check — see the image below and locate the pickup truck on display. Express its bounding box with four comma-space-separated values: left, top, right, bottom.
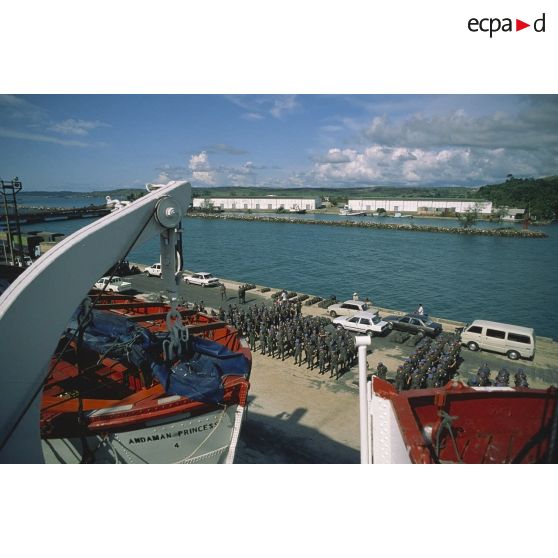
94, 276, 133, 292
144, 263, 162, 277
15, 256, 33, 267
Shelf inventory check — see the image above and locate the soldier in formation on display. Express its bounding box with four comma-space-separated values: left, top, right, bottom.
469, 362, 491, 387
393, 333, 461, 391
375, 362, 388, 380
494, 368, 510, 387
514, 368, 529, 388
238, 285, 247, 304
222, 300, 358, 380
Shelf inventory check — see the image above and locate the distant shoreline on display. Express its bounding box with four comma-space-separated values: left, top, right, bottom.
187, 213, 548, 238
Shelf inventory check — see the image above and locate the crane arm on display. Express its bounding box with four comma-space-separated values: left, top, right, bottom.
0, 180, 191, 462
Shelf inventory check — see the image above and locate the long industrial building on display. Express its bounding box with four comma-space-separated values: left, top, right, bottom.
347, 198, 493, 215
192, 197, 322, 211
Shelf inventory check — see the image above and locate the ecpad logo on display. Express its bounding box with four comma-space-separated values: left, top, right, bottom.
468, 13, 546, 37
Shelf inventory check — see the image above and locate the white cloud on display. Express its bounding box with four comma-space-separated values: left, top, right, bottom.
188, 151, 217, 185
227, 95, 298, 120
270, 95, 297, 119
362, 100, 558, 152
226, 161, 259, 186
49, 118, 110, 136
0, 126, 92, 147
155, 171, 170, 183
189, 151, 212, 171
312, 144, 551, 186
241, 112, 265, 120
311, 97, 558, 186
0, 96, 111, 147
315, 148, 353, 164
0, 95, 44, 122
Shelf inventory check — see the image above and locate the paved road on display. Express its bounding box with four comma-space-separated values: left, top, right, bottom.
123, 272, 270, 310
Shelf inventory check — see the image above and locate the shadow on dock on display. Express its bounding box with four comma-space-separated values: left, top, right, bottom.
235, 403, 359, 464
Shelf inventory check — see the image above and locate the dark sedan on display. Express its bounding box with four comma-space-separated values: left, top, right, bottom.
383, 314, 443, 337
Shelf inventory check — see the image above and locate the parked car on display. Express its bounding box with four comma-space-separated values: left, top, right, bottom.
15, 256, 33, 267
144, 263, 162, 277
332, 311, 391, 336
383, 314, 442, 337
327, 299, 376, 318
94, 276, 132, 292
184, 272, 220, 287
458, 319, 535, 360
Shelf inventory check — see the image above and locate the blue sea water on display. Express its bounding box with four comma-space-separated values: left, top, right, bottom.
19, 206, 558, 339
17, 193, 109, 209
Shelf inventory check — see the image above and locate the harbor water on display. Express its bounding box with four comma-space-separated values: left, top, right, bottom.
17, 204, 558, 339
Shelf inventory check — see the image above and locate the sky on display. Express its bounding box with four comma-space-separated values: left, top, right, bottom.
0, 94, 557, 191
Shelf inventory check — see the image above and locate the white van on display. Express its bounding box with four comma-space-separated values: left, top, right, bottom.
460, 320, 535, 360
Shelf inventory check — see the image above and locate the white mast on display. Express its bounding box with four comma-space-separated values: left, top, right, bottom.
355, 335, 371, 464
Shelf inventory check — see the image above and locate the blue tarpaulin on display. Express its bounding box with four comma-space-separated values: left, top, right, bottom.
152, 338, 250, 404
65, 308, 155, 355
66, 308, 250, 404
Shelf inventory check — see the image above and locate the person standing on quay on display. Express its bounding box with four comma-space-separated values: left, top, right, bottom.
294, 338, 302, 366
417, 304, 424, 316
249, 326, 256, 352
220, 283, 227, 301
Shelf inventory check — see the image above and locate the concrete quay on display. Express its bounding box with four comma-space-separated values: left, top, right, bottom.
127, 265, 558, 387
122, 266, 558, 463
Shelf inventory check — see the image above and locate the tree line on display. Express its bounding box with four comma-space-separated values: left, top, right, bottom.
475, 176, 558, 220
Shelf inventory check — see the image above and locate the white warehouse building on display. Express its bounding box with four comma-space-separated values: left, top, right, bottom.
192, 197, 321, 211
347, 198, 493, 215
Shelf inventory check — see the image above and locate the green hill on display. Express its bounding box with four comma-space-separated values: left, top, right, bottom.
192, 185, 476, 202
475, 176, 558, 220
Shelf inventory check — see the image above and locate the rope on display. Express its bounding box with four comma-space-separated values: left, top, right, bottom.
41, 333, 145, 412
435, 410, 463, 464
180, 405, 228, 461
225, 404, 246, 464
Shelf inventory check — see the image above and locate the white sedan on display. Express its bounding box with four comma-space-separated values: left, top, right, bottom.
327, 299, 376, 318
94, 276, 132, 292
332, 311, 391, 336
184, 272, 220, 287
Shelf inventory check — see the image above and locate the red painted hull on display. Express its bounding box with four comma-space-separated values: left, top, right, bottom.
41, 293, 251, 444
372, 377, 558, 464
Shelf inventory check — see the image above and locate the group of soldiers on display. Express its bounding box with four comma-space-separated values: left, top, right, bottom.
468, 363, 529, 388
218, 300, 358, 379
393, 333, 462, 391
213, 298, 534, 391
